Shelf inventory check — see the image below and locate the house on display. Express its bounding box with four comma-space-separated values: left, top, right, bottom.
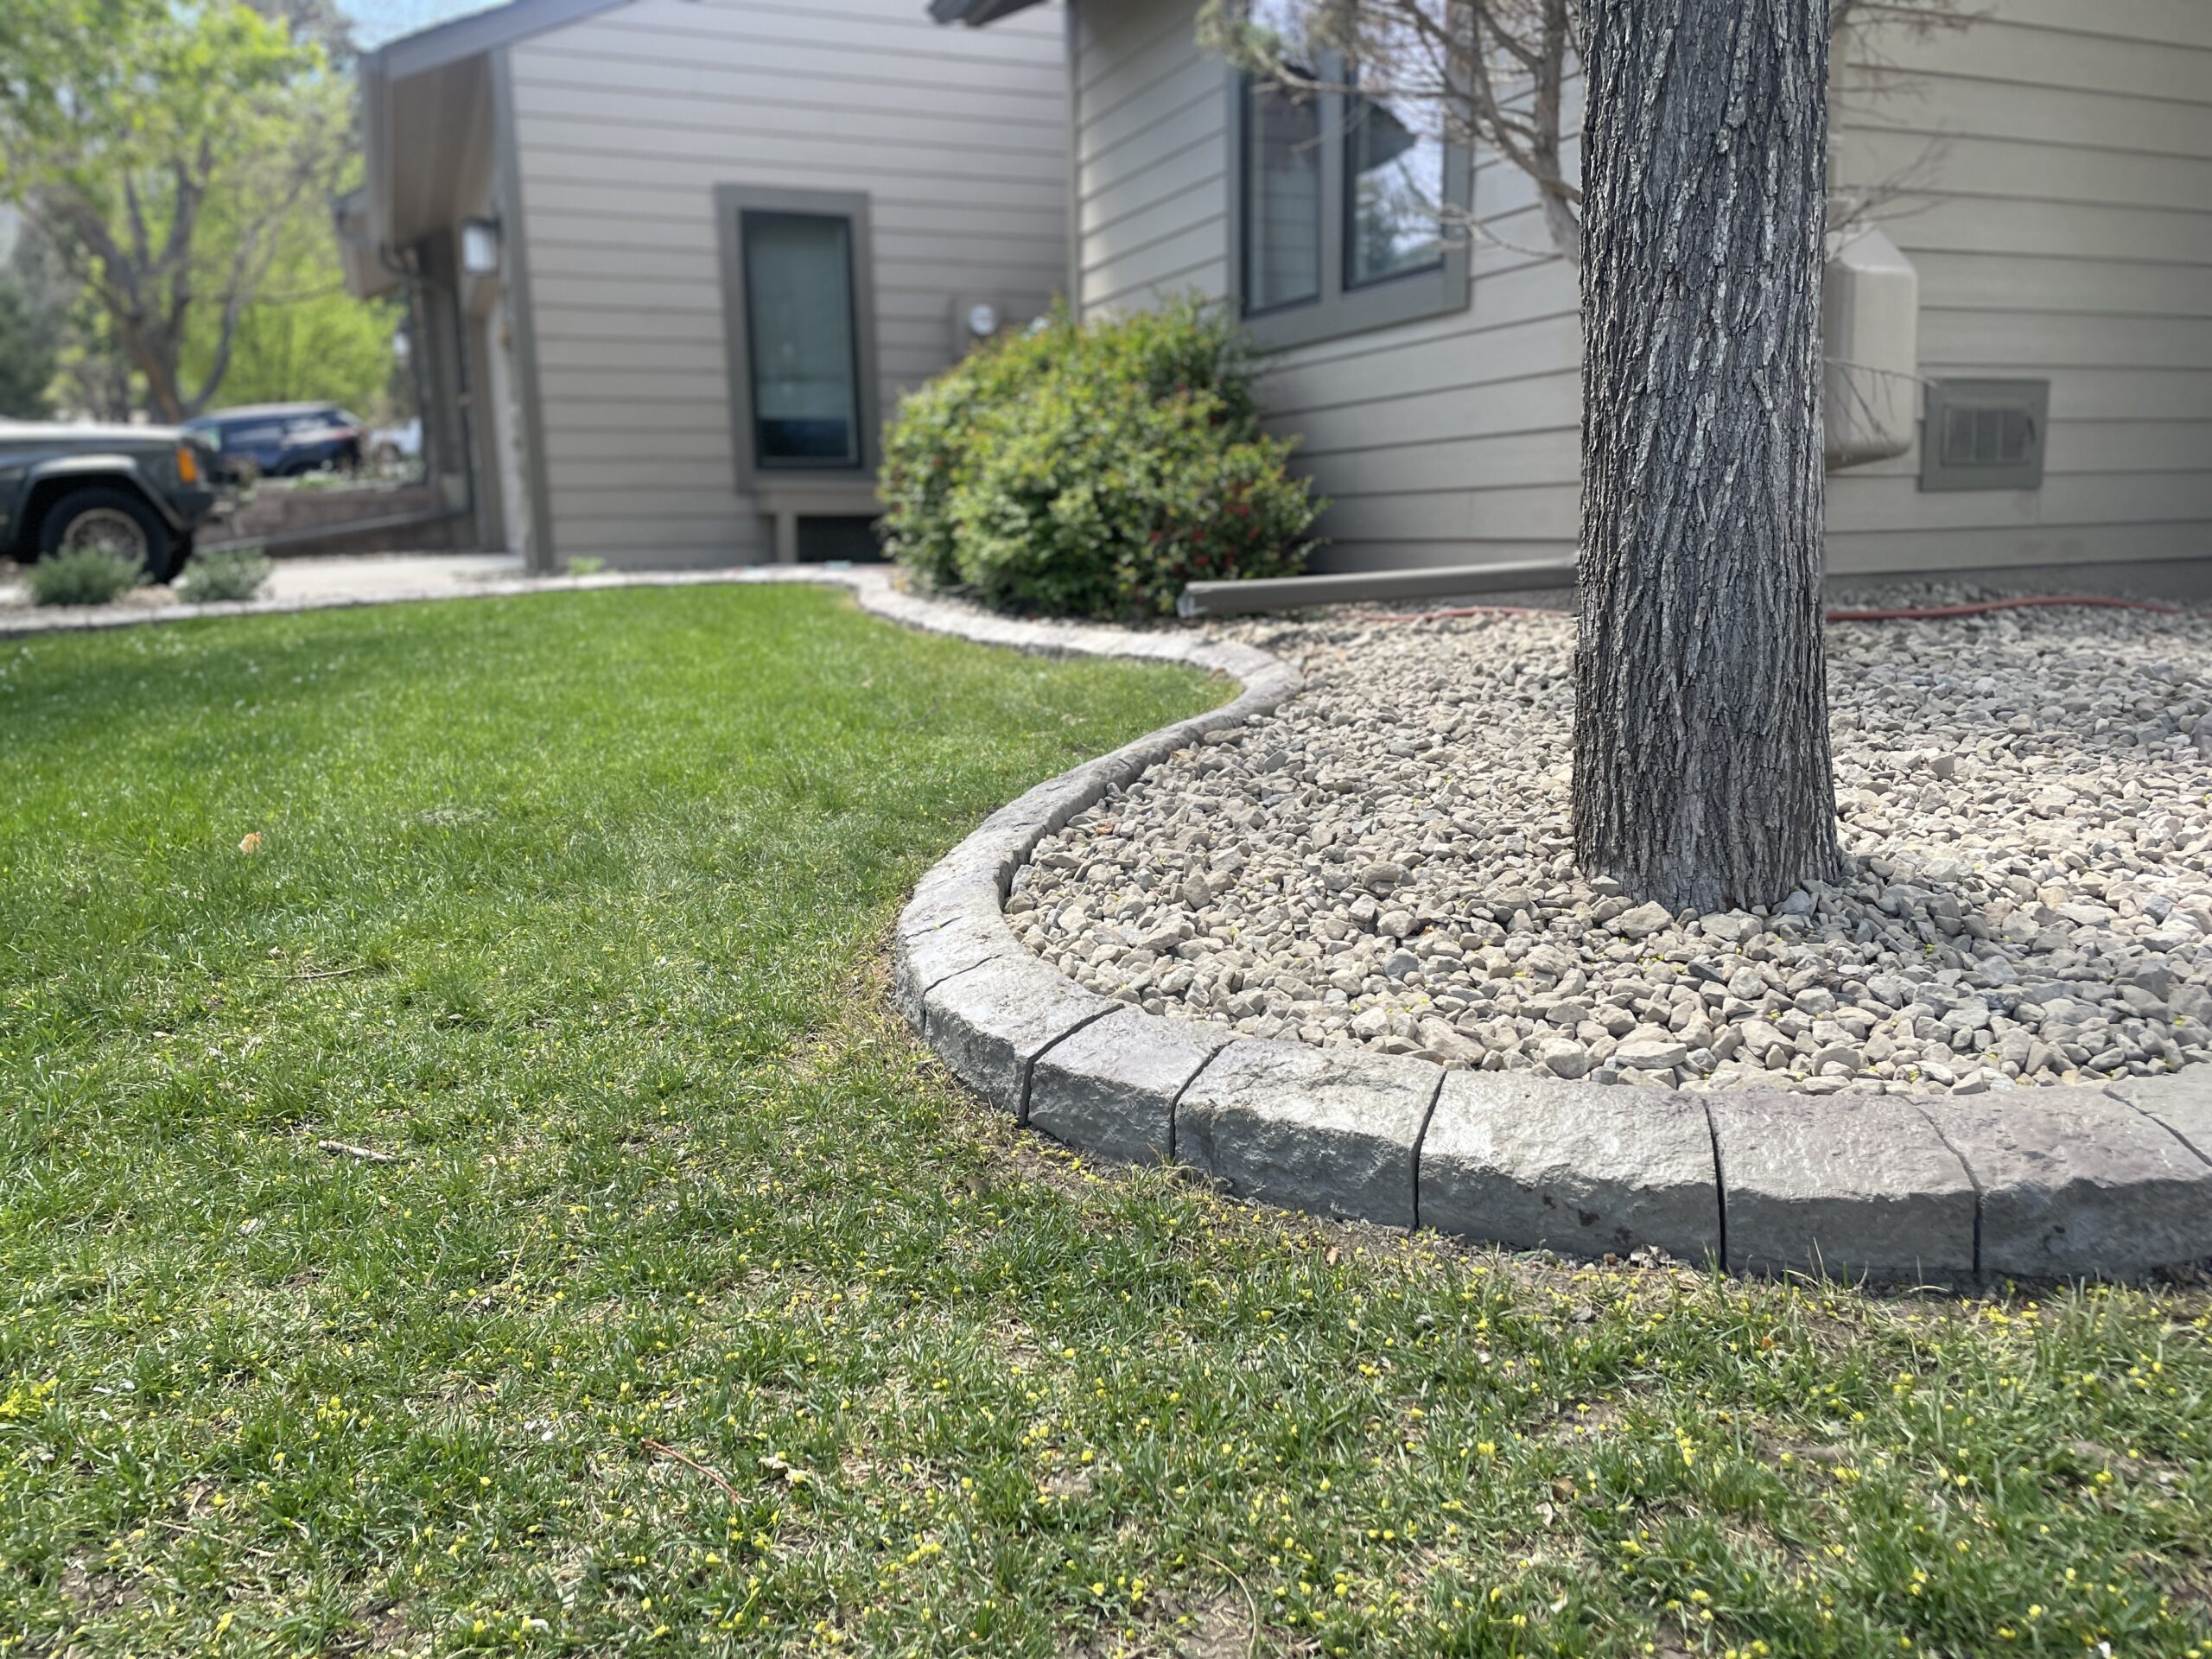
340, 0, 1070, 570
347, 0, 2212, 590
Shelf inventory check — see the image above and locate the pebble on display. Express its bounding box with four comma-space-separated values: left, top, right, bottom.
1009, 592, 2212, 1096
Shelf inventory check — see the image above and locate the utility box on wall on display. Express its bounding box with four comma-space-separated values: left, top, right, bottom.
1823, 227, 1919, 471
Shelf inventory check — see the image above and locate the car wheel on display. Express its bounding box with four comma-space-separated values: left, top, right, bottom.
38, 486, 179, 581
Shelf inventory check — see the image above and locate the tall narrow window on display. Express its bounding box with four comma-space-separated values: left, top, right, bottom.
1242, 77, 1323, 313
1229, 30, 1470, 350
741, 210, 860, 467
1344, 65, 1445, 288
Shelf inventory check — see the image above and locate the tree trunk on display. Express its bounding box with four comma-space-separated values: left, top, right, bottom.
1572, 0, 1843, 915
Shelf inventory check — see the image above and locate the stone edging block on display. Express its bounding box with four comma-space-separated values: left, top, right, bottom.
59, 561, 2208, 1280
921, 949, 1120, 1119
1420, 1073, 1720, 1263
1707, 1094, 1977, 1282
1027, 1005, 1233, 1166
1176, 1039, 1442, 1229
1926, 1093, 2212, 1279
2104, 1072, 2212, 1166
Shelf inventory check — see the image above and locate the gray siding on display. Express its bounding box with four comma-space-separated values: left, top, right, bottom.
1071, 0, 2212, 582
1072, 0, 1230, 315
507, 0, 1068, 566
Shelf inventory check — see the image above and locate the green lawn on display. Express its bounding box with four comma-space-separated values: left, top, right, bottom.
1, 584, 2208, 1659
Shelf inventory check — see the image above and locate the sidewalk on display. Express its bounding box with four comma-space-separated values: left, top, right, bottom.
0, 551, 576, 636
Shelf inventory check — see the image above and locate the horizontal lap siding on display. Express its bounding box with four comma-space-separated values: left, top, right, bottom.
1072, 0, 2212, 580
1072, 0, 1229, 315
1825, 9, 2212, 578
1265, 112, 1584, 575
508, 0, 1066, 564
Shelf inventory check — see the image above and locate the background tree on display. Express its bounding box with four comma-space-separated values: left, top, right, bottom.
0, 0, 352, 421
0, 223, 61, 417
176, 162, 400, 416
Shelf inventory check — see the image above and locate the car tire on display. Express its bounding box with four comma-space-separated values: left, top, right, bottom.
37, 486, 181, 582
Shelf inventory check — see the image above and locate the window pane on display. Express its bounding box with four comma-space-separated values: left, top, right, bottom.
1243, 76, 1322, 313
742, 211, 860, 466
1345, 67, 1445, 288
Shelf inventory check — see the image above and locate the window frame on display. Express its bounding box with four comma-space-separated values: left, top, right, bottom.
713, 183, 880, 488
1225, 55, 1472, 353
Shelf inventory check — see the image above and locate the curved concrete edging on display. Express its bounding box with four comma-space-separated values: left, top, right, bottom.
849, 569, 2212, 1286
19, 560, 2209, 1281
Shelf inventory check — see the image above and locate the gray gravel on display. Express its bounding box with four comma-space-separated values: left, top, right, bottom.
1009, 597, 2212, 1096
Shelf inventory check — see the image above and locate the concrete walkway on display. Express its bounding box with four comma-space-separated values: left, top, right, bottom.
0, 552, 804, 637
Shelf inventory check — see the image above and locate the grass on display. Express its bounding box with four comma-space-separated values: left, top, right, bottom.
0, 582, 2207, 1659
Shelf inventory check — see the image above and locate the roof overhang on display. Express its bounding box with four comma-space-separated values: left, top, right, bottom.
927, 0, 1049, 23
345, 0, 633, 295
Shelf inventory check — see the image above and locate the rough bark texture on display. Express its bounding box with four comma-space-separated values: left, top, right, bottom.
1573, 0, 1843, 914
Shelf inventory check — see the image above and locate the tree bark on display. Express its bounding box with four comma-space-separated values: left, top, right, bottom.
1572, 0, 1843, 915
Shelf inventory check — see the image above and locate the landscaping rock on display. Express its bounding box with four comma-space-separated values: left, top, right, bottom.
1419, 1074, 1720, 1261
1177, 1039, 1442, 1227
1014, 598, 2212, 1096
1708, 1093, 1976, 1281
1027, 1006, 1235, 1166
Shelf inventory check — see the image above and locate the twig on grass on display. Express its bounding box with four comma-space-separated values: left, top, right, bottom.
251, 963, 367, 982
1198, 1552, 1263, 1659
318, 1139, 400, 1165
644, 1439, 741, 1505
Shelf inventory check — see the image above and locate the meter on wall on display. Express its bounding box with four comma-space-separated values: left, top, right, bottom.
950, 291, 1046, 356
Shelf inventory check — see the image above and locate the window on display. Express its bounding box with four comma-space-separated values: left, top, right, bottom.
1344, 62, 1446, 288
743, 213, 859, 466
715, 186, 880, 484
1243, 76, 1323, 312
1229, 35, 1469, 349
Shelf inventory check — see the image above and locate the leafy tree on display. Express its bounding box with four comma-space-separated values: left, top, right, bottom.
177, 162, 399, 416
0, 0, 350, 420
0, 229, 60, 417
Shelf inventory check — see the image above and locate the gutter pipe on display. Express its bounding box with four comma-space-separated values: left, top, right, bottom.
1176, 558, 1573, 617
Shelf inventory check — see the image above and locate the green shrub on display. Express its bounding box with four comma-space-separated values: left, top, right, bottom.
880, 299, 1321, 619
26, 548, 142, 607
565, 556, 607, 577
175, 545, 273, 604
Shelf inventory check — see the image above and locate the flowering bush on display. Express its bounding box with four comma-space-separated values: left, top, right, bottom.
880, 299, 1321, 619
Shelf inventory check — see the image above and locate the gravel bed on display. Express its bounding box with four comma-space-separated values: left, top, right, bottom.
1010, 596, 2212, 1096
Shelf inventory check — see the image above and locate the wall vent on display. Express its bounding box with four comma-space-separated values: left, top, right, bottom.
1919, 378, 2050, 492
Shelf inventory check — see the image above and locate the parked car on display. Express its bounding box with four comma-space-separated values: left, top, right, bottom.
367, 417, 422, 470
182, 403, 365, 481
0, 420, 219, 582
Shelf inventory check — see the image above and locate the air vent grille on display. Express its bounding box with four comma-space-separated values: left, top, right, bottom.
1920, 378, 2049, 492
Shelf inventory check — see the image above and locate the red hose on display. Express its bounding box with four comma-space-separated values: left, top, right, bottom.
1373, 594, 2185, 625
1370, 604, 1563, 622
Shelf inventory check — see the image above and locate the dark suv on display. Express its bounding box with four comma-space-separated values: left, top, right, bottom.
183, 403, 365, 481
0, 420, 219, 583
